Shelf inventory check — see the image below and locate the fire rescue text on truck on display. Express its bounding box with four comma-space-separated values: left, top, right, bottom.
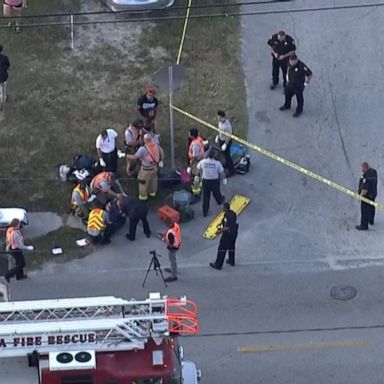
0, 292, 201, 384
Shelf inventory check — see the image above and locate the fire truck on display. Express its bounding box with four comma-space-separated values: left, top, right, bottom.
0, 292, 201, 384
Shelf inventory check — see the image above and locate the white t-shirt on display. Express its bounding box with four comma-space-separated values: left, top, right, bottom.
218, 119, 233, 141
96, 129, 118, 154
197, 158, 224, 180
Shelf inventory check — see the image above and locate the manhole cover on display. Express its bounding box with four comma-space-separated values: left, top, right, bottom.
330, 285, 357, 301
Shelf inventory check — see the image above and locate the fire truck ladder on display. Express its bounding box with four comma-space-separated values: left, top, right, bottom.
0, 293, 198, 358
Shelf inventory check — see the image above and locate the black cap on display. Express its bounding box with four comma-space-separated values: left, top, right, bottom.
189, 128, 199, 138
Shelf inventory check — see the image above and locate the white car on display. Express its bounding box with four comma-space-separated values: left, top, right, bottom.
104, 0, 174, 11
0, 208, 28, 228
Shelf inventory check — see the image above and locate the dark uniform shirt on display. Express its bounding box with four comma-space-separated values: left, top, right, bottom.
222, 209, 238, 236
120, 196, 148, 219
287, 60, 312, 88
358, 168, 377, 199
107, 201, 125, 226
137, 94, 159, 118
267, 34, 296, 56
0, 53, 10, 83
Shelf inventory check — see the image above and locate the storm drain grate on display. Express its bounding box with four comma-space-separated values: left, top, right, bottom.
330, 285, 357, 301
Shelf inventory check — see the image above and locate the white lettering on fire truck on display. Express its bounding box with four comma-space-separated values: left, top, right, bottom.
0, 333, 96, 348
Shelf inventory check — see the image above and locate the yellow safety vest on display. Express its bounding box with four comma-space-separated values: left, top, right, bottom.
87, 208, 106, 232
71, 184, 91, 206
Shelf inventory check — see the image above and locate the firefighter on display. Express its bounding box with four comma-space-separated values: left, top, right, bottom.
87, 206, 112, 245
187, 128, 206, 201
162, 220, 182, 283
71, 180, 91, 222
90, 171, 118, 206
4, 218, 34, 282
187, 128, 205, 176
126, 133, 164, 201
124, 119, 144, 176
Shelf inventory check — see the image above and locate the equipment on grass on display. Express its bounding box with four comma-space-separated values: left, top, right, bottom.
159, 170, 181, 188
235, 154, 251, 174
158, 205, 180, 224
202, 194, 251, 239
178, 206, 195, 223
173, 189, 191, 209
230, 143, 251, 175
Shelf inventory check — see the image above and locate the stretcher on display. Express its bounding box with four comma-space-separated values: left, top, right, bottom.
202, 194, 251, 240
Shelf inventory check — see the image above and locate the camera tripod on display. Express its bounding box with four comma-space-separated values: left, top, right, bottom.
142, 250, 167, 288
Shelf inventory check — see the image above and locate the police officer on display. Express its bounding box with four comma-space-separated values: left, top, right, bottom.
356, 162, 377, 231
197, 149, 226, 217
116, 194, 151, 241
267, 31, 296, 90
210, 203, 238, 270
279, 54, 312, 117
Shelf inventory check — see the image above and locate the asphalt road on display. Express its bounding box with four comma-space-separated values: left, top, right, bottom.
7, 0, 384, 383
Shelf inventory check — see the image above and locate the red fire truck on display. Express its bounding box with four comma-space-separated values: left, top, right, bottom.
0, 292, 201, 384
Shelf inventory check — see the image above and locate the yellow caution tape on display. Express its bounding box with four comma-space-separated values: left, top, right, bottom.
203, 194, 251, 239
176, 0, 193, 65
171, 104, 383, 210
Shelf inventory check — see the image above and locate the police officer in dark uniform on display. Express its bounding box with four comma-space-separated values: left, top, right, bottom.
279, 54, 312, 117
267, 31, 296, 90
356, 162, 377, 231
116, 195, 151, 240
210, 203, 239, 270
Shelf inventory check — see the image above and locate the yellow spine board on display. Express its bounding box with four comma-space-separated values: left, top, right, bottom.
202, 194, 251, 239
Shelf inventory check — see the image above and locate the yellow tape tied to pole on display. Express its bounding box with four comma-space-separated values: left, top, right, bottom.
171, 104, 383, 210
176, 0, 192, 65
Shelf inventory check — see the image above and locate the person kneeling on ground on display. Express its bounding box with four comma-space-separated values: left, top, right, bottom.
105, 199, 126, 236
87, 205, 113, 245
116, 194, 151, 241
71, 179, 92, 224
90, 171, 119, 206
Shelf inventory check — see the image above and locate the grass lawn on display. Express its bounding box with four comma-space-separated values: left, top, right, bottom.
0, 0, 247, 267
25, 226, 89, 270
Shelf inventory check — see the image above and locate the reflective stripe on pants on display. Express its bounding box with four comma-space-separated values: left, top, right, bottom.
138, 166, 158, 200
